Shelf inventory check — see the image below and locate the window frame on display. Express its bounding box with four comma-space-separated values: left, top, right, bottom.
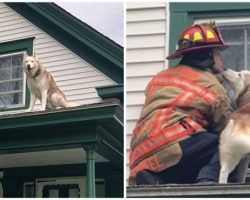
0, 37, 34, 112
0, 51, 26, 109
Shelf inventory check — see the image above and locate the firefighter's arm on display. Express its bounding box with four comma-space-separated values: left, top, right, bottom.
209, 94, 233, 134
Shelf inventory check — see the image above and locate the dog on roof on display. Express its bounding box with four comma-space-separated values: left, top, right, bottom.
22, 53, 77, 111
219, 68, 250, 183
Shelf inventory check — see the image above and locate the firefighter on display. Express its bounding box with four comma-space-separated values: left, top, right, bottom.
129, 22, 234, 185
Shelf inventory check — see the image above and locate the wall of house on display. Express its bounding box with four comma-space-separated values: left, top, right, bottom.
0, 3, 115, 111
126, 2, 169, 183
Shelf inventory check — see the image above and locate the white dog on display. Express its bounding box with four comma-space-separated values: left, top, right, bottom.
22, 53, 77, 111
219, 69, 250, 183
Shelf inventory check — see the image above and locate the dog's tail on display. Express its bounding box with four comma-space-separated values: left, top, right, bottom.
64, 102, 79, 108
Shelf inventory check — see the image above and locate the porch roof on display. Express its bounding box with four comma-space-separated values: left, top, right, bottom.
0, 100, 123, 168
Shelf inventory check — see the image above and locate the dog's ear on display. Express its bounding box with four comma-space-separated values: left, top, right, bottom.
33, 52, 37, 58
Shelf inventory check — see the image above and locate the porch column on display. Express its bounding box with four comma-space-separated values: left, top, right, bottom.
84, 145, 96, 198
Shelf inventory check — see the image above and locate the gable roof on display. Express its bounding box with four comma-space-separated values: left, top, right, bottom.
6, 2, 123, 84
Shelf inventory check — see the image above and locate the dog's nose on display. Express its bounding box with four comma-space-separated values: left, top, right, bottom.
27, 64, 31, 70
222, 67, 227, 71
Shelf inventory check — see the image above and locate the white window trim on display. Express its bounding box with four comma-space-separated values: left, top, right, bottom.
0, 51, 26, 109
196, 17, 250, 26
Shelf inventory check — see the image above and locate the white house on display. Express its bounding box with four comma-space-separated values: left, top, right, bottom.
0, 2, 123, 198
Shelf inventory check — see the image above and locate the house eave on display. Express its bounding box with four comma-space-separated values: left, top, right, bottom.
0, 100, 123, 168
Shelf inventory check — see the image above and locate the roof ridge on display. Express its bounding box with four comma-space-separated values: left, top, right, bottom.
53, 3, 123, 49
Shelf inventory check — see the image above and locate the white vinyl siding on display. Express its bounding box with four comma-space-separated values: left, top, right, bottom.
126, 2, 168, 183
0, 3, 114, 111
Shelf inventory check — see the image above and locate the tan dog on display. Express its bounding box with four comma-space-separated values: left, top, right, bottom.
22, 53, 77, 111
219, 69, 250, 183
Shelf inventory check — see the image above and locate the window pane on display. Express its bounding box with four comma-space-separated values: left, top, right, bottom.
0, 69, 11, 80
0, 56, 11, 70
12, 54, 23, 67
220, 28, 244, 43
0, 52, 24, 107
0, 92, 22, 106
221, 45, 244, 71
218, 24, 250, 71
220, 26, 245, 71
12, 67, 23, 79
0, 82, 11, 92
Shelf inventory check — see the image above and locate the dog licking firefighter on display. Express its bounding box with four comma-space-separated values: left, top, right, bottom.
219, 69, 250, 183
129, 21, 240, 185
22, 53, 77, 112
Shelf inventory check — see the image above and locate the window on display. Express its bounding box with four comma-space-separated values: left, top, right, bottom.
0, 37, 34, 111
36, 177, 85, 198
0, 52, 25, 108
194, 18, 250, 71
217, 19, 250, 71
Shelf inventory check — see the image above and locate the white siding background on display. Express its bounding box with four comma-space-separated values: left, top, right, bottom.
0, 3, 115, 112
126, 2, 169, 183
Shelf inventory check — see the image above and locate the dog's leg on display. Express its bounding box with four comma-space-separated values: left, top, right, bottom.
41, 90, 48, 111
236, 156, 250, 183
219, 152, 241, 184
26, 93, 37, 112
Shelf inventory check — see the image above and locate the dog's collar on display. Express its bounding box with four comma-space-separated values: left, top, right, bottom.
33, 69, 41, 80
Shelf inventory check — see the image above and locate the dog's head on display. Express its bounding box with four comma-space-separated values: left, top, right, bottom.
222, 69, 250, 103
22, 53, 40, 77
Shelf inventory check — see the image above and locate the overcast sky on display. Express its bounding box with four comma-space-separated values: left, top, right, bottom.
56, 2, 124, 46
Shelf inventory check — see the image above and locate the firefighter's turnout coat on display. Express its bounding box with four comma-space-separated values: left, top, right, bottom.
129, 65, 232, 179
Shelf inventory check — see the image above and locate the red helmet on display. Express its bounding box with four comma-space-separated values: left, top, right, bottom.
167, 24, 229, 60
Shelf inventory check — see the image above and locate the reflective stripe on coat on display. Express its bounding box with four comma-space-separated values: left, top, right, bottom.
129, 65, 232, 178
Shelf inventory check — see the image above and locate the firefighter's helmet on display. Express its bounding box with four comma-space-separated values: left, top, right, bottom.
167, 24, 229, 60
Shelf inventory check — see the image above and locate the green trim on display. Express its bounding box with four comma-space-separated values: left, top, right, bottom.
96, 126, 123, 168
0, 37, 34, 112
3, 162, 121, 178
0, 102, 121, 131
0, 102, 123, 168
96, 84, 123, 103
6, 3, 123, 84
84, 145, 96, 198
0, 37, 34, 55
169, 2, 250, 67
